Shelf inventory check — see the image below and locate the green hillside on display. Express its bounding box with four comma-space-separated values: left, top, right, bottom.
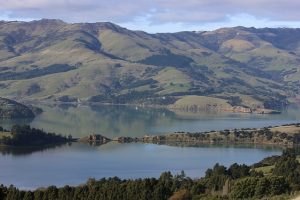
0, 19, 299, 110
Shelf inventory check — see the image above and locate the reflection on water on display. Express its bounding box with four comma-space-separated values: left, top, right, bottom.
0, 141, 282, 156
0, 118, 33, 130
0, 143, 72, 156
32, 104, 178, 137
0, 104, 297, 189
0, 104, 300, 137
0, 142, 282, 189
146, 141, 286, 150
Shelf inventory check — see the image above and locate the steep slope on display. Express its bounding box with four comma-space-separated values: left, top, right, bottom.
0, 19, 299, 111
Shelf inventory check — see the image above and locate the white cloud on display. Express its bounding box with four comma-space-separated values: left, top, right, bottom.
1, 0, 300, 31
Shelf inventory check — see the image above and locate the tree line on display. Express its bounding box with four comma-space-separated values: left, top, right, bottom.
0, 148, 299, 200
0, 125, 71, 147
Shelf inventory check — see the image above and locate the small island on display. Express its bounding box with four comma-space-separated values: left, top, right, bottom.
0, 125, 72, 147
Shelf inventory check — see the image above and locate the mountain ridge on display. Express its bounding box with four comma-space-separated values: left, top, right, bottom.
0, 19, 299, 111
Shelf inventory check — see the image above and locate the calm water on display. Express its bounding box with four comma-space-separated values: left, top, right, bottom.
0, 104, 299, 189
1, 104, 300, 137
0, 143, 281, 190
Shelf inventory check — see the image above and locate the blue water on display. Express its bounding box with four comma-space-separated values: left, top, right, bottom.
0, 104, 297, 189
2, 104, 299, 137
0, 142, 281, 190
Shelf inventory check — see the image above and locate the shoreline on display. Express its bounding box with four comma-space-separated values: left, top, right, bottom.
20, 99, 284, 115
78, 123, 300, 148
0, 140, 74, 149
1, 123, 300, 149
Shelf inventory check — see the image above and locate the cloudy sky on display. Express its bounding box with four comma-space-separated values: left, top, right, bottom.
1, 0, 300, 32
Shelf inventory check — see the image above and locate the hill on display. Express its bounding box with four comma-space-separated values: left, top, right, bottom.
0, 97, 36, 118
0, 19, 299, 111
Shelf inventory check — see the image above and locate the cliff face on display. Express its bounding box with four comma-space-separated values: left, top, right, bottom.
0, 97, 35, 118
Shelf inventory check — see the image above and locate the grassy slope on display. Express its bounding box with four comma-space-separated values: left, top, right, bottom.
154, 67, 191, 95
254, 156, 300, 178
253, 128, 300, 176
254, 165, 275, 176
171, 95, 231, 108
0, 20, 299, 108
270, 125, 300, 134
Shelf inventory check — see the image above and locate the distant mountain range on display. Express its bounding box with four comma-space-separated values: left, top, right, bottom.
0, 19, 299, 110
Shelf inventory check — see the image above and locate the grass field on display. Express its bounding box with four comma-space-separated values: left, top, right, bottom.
253, 156, 300, 178
270, 125, 300, 134
172, 95, 231, 107
254, 165, 275, 176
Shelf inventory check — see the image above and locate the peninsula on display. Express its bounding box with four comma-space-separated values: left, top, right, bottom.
81, 123, 300, 147
0, 125, 72, 147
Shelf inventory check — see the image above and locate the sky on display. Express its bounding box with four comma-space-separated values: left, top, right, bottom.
1, 0, 300, 33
